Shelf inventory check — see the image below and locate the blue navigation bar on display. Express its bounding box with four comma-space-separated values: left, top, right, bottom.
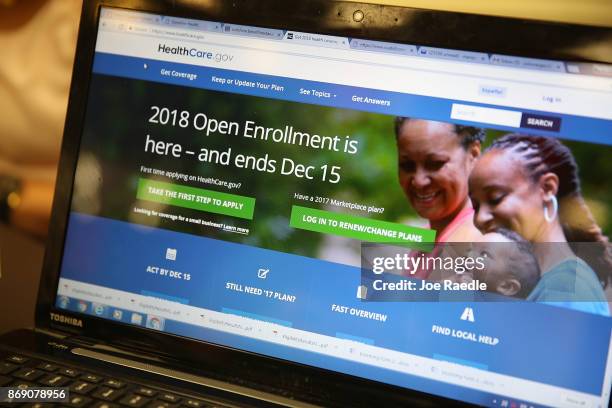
92, 52, 612, 145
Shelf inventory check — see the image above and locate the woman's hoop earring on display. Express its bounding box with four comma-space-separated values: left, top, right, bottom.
543, 195, 558, 223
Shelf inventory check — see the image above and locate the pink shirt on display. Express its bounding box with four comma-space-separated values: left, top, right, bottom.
434, 207, 475, 244
408, 207, 475, 279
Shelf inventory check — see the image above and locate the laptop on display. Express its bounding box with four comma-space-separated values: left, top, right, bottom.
1, 0, 612, 406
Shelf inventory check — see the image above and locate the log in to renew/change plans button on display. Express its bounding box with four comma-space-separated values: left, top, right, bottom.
289, 205, 435, 249
136, 178, 255, 219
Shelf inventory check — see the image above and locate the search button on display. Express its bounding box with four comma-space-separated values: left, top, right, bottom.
520, 113, 561, 131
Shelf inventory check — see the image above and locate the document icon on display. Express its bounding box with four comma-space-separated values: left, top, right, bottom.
356, 285, 367, 300
165, 248, 177, 261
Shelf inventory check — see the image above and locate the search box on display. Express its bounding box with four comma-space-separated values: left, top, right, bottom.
451, 103, 521, 127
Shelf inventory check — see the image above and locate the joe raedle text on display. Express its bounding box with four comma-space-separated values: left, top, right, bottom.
371, 279, 487, 292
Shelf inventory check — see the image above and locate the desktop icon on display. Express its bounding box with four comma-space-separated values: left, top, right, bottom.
131, 313, 143, 325
112, 309, 123, 320
257, 268, 270, 279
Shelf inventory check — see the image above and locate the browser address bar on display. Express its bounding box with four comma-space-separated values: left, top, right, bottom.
117, 22, 611, 93
97, 22, 612, 120
149, 26, 206, 42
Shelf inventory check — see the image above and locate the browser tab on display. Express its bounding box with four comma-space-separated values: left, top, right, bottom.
102, 8, 159, 24
284, 31, 350, 49
491, 54, 565, 72
222, 24, 283, 40
566, 62, 612, 77
417, 47, 488, 64
165, 16, 221, 32
350, 39, 417, 56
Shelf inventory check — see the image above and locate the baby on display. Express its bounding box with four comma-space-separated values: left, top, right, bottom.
469, 228, 540, 298
437, 228, 540, 298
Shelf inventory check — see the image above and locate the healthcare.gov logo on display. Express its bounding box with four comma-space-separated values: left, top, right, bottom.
157, 43, 235, 63
460, 307, 475, 322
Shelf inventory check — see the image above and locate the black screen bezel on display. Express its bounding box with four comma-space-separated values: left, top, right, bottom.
35, 0, 612, 406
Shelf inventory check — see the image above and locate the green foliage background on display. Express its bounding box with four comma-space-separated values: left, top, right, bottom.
75, 75, 611, 262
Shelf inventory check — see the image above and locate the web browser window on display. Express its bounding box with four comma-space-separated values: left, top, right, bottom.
56, 7, 612, 408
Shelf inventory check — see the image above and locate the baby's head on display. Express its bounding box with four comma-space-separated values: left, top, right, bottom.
472, 228, 540, 298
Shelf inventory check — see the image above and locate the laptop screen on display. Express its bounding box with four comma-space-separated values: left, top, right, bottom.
55, 6, 612, 407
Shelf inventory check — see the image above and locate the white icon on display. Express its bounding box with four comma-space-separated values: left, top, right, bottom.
501, 400, 508, 407
460, 307, 475, 322
257, 268, 270, 279
356, 285, 368, 300
112, 310, 123, 320
166, 248, 177, 261
143, 63, 148, 70
520, 404, 527, 408
131, 313, 143, 325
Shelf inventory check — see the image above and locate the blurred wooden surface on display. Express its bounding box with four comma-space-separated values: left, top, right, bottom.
0, 224, 44, 334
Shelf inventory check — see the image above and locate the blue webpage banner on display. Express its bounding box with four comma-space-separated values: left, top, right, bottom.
60, 212, 611, 397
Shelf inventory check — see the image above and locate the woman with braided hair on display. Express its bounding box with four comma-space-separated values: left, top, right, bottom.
469, 133, 610, 315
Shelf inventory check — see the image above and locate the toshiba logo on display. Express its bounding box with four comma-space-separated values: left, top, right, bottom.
50, 312, 83, 328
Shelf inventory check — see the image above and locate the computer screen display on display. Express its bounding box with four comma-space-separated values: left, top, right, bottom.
55, 7, 612, 407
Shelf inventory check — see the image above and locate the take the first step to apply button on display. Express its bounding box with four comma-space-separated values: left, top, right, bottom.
136, 178, 255, 220
289, 205, 436, 249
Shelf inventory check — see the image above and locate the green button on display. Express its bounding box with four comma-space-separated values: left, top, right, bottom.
137, 178, 255, 220
290, 205, 435, 249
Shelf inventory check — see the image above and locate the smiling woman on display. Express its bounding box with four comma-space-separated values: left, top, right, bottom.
393, 118, 485, 243
469, 133, 611, 315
